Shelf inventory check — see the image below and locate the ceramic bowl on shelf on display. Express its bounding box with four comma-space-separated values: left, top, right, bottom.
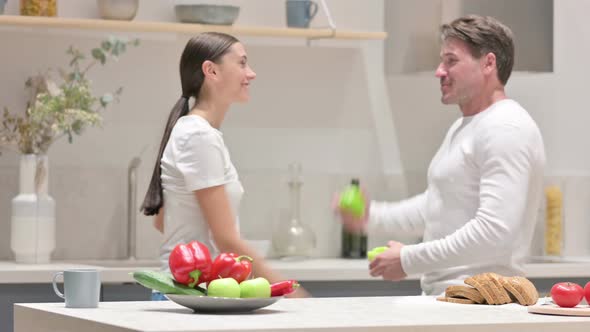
97, 0, 139, 21
174, 4, 240, 25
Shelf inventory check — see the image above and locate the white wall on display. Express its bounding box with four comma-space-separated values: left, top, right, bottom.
0, 0, 406, 260
2, 0, 589, 261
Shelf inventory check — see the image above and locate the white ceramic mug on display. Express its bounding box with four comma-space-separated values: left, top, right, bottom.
52, 269, 101, 308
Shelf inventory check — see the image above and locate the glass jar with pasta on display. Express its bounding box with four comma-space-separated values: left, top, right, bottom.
544, 183, 564, 256
20, 0, 57, 17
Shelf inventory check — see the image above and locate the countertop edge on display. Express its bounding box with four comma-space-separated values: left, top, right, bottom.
2, 259, 590, 284
12, 297, 590, 332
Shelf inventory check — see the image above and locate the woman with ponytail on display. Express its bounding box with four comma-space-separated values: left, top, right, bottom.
141, 32, 308, 300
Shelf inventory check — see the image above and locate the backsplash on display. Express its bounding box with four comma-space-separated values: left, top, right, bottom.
2, 0, 590, 263
529, 176, 590, 258
2, 156, 590, 261
0, 28, 399, 261
0, 159, 408, 260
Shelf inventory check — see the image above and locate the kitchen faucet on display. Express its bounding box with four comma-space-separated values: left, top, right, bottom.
127, 156, 141, 260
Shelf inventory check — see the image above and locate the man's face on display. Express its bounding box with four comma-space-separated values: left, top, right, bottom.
435, 38, 486, 105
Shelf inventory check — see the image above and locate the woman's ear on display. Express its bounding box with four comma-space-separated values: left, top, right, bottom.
202, 60, 217, 79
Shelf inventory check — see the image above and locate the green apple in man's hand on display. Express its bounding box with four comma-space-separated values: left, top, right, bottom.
207, 277, 240, 298
240, 277, 271, 298
367, 246, 389, 262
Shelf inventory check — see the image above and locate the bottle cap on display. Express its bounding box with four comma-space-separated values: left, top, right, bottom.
350, 178, 360, 186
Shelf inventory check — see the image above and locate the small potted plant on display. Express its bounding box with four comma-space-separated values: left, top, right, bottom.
0, 36, 139, 263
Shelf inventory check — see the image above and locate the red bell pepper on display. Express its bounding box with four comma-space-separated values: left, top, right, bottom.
208, 253, 253, 283
169, 241, 212, 288
270, 280, 300, 296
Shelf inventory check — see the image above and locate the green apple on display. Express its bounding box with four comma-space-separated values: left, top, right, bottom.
339, 184, 365, 218
239, 277, 271, 298
207, 277, 240, 298
367, 246, 389, 262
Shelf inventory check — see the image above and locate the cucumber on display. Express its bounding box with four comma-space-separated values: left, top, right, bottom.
132, 270, 204, 295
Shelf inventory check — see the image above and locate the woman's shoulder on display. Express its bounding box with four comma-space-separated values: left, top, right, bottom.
170, 115, 225, 150
171, 115, 221, 143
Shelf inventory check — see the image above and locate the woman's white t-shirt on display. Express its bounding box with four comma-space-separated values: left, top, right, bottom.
159, 115, 243, 271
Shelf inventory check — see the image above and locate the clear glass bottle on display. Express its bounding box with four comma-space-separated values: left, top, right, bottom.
272, 162, 316, 260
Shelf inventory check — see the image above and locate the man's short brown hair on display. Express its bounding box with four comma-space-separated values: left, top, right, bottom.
441, 15, 515, 85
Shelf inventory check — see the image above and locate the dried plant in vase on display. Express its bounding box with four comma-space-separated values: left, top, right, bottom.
0, 36, 140, 155
2, 36, 139, 264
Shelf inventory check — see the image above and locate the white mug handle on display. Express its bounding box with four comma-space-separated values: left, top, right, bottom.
52, 272, 65, 299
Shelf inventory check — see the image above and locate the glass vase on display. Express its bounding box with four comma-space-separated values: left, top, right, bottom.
272, 162, 316, 260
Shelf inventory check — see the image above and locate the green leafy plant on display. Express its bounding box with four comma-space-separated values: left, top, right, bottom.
0, 36, 140, 155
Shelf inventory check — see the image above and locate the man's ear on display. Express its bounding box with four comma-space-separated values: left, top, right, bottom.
483, 52, 497, 75
202, 60, 217, 79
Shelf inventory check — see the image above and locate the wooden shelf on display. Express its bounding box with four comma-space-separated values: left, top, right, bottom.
0, 15, 387, 40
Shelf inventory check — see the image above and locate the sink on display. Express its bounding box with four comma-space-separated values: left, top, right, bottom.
525, 256, 590, 264
525, 256, 566, 264
67, 259, 160, 268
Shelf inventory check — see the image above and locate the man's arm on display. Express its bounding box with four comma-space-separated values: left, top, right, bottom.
367, 191, 428, 237
361, 120, 463, 237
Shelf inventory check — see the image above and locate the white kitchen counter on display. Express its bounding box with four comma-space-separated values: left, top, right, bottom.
13, 296, 590, 332
1, 258, 590, 283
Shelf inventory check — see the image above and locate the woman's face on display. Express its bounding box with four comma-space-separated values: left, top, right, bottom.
215, 42, 256, 103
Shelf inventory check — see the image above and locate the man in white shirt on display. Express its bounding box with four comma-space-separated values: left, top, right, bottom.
338, 15, 546, 295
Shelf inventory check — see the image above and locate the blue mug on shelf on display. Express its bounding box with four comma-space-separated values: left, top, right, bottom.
0, 0, 6, 15
286, 0, 318, 28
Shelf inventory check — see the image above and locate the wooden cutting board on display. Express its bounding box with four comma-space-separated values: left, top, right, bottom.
528, 304, 590, 316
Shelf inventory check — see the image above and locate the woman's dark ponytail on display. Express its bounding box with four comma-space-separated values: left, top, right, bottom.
140, 32, 239, 216
140, 97, 190, 215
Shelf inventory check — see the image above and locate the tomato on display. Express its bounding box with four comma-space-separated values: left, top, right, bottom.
550, 282, 584, 308
584, 282, 590, 304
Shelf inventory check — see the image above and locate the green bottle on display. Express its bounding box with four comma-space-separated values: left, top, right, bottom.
340, 179, 367, 258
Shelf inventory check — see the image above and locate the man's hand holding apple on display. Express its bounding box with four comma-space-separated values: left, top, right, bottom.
369, 240, 407, 281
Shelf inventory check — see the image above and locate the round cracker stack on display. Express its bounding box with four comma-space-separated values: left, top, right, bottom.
445, 285, 486, 304
499, 276, 539, 306
464, 272, 511, 305
441, 273, 539, 306
436, 296, 477, 304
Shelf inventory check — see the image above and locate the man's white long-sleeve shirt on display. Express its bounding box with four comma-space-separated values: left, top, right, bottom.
368, 99, 546, 295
